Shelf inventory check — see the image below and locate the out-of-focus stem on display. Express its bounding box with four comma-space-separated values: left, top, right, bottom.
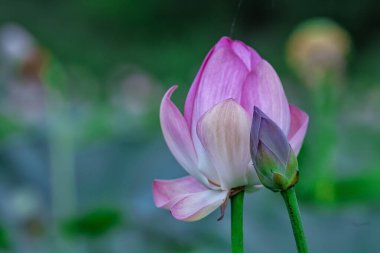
48, 95, 78, 253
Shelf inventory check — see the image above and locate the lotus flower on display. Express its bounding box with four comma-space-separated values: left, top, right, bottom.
153, 37, 308, 221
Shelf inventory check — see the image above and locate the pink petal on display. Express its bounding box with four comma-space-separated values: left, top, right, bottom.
170, 188, 228, 222
184, 37, 262, 126
188, 41, 249, 136
287, 104, 309, 155
231, 40, 262, 71
183, 38, 251, 186
184, 37, 234, 127
160, 86, 201, 179
184, 43, 216, 127
153, 176, 207, 209
153, 176, 228, 221
241, 60, 291, 134
197, 99, 252, 190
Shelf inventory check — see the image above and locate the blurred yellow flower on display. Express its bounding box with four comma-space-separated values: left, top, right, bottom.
286, 18, 351, 87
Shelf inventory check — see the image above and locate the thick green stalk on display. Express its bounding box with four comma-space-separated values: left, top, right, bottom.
281, 187, 309, 253
231, 191, 244, 253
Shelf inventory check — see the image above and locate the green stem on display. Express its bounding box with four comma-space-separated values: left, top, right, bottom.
281, 187, 309, 253
231, 191, 244, 253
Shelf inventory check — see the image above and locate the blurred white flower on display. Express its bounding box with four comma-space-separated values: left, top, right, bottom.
110, 66, 162, 116
0, 23, 36, 67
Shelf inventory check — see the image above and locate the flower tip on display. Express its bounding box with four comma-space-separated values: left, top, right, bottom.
161, 85, 179, 102
218, 36, 232, 43
168, 84, 179, 93
214, 36, 233, 49
152, 179, 164, 208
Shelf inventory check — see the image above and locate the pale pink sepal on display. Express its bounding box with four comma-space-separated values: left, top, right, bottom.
288, 104, 309, 155
170, 188, 228, 221
241, 60, 291, 134
160, 86, 199, 178
197, 99, 252, 190
153, 176, 207, 209
153, 176, 228, 222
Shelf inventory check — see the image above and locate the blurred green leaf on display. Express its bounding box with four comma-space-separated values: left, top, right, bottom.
0, 115, 23, 140
334, 168, 380, 204
61, 207, 123, 239
0, 225, 11, 250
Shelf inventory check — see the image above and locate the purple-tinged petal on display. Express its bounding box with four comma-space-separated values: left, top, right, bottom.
250, 107, 299, 192
184, 36, 235, 127
184, 45, 216, 127
241, 60, 291, 134
231, 40, 262, 71
160, 86, 201, 179
189, 43, 249, 135
197, 99, 252, 190
170, 189, 228, 222
153, 176, 207, 209
183, 38, 252, 186
251, 107, 290, 166
288, 104, 309, 155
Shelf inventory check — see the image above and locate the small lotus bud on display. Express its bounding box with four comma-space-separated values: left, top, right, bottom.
250, 107, 299, 192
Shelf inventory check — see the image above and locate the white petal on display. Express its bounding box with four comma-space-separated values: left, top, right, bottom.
170, 189, 228, 222
197, 99, 252, 190
153, 176, 207, 209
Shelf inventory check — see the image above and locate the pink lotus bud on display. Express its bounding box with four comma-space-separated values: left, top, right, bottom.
153, 37, 309, 221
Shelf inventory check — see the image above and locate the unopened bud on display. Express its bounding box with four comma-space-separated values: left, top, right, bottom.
250, 107, 299, 192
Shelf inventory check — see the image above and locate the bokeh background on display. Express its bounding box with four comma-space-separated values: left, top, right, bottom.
0, 0, 379, 252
